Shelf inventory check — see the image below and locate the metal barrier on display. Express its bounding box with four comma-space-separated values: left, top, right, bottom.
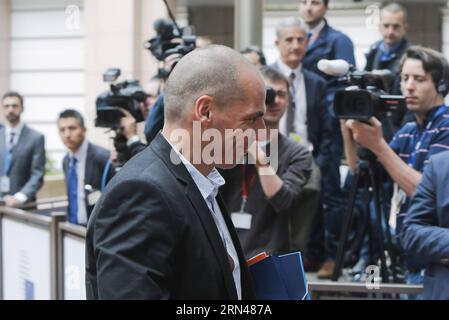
0, 206, 65, 300
308, 281, 424, 299
57, 222, 86, 300
0, 198, 88, 300
0, 199, 426, 300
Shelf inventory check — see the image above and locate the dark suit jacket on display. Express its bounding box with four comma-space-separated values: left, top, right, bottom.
302, 19, 355, 105
63, 142, 114, 222
85, 133, 255, 300
401, 151, 449, 300
0, 124, 45, 202
271, 63, 333, 172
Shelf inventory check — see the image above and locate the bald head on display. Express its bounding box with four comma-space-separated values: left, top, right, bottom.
164, 45, 262, 123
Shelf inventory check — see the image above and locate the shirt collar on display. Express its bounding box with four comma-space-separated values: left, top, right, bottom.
419, 104, 447, 129
163, 136, 225, 203
309, 20, 325, 40
379, 38, 404, 55
6, 121, 25, 137
70, 138, 88, 161
277, 59, 303, 78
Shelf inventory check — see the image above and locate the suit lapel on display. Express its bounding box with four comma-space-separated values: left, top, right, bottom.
303, 71, 313, 121
85, 142, 93, 185
151, 134, 238, 299
306, 23, 329, 53
184, 186, 238, 299
9, 125, 28, 173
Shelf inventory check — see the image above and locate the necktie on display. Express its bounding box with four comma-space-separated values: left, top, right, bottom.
209, 196, 235, 272
9, 132, 15, 152
68, 156, 78, 224
286, 72, 296, 134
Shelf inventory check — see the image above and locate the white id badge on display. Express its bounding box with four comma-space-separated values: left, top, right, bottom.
87, 190, 102, 206
0, 176, 10, 193
231, 212, 252, 230
389, 183, 407, 230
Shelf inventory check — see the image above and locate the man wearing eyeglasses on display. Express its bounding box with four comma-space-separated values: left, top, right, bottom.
220, 66, 313, 259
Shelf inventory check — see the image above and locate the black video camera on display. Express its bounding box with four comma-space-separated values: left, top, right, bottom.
333, 68, 406, 121
144, 18, 196, 62
265, 87, 276, 105
95, 68, 147, 129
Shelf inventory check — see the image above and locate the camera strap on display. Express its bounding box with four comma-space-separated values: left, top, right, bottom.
230, 165, 256, 230
407, 104, 447, 169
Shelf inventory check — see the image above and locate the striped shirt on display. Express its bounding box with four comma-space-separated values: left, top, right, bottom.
390, 105, 449, 219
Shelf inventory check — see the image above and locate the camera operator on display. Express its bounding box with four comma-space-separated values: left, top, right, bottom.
113, 108, 147, 163
341, 46, 449, 290
143, 17, 197, 144
139, 76, 163, 120
144, 52, 183, 144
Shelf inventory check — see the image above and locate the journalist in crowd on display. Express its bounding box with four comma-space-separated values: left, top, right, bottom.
365, 2, 412, 138
86, 45, 266, 300
0, 91, 45, 207
220, 66, 312, 259
348, 2, 413, 277
299, 0, 356, 277
341, 46, 449, 289
241, 45, 267, 68
401, 150, 449, 300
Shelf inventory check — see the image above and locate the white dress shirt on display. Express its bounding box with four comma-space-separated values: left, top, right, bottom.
276, 60, 309, 145
68, 139, 88, 225
5, 121, 27, 203
166, 137, 242, 300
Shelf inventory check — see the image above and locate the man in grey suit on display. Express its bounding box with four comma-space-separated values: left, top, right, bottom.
0, 91, 45, 207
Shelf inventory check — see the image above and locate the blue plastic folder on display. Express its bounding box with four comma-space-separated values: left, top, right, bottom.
247, 252, 309, 300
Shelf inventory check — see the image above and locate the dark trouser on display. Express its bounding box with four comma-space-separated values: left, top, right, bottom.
306, 122, 345, 261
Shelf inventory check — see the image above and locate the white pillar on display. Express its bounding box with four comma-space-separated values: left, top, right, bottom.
234, 0, 263, 50
84, 0, 170, 147
0, 0, 10, 99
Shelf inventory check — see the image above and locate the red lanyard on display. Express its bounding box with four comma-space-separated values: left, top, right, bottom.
241, 165, 257, 199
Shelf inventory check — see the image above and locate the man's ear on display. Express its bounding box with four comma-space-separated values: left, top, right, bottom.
194, 95, 214, 124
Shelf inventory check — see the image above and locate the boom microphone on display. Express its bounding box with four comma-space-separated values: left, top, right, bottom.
317, 59, 351, 76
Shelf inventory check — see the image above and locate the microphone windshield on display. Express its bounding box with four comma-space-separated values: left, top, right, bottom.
317, 59, 350, 76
